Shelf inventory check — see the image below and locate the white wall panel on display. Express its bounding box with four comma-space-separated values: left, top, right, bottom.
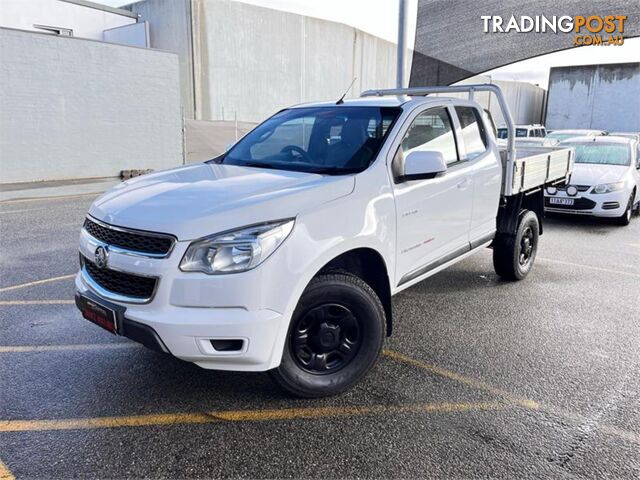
0, 28, 182, 184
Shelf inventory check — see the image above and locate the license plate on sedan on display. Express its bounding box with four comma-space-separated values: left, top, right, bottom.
78, 296, 117, 334
549, 197, 574, 206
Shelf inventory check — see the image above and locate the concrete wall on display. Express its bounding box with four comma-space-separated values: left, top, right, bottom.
0, 28, 183, 184
451, 76, 546, 126
193, 0, 400, 123
546, 63, 640, 132
127, 0, 195, 118
0, 0, 136, 40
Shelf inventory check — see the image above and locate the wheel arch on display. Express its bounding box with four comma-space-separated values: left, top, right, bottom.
316, 247, 393, 336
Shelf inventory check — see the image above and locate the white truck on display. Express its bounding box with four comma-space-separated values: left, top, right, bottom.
75, 85, 574, 397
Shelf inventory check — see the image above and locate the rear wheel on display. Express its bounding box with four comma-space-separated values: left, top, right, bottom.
270, 273, 385, 398
493, 210, 539, 281
614, 194, 634, 226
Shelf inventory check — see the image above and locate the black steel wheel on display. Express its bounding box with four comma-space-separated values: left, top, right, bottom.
290, 303, 361, 374
493, 210, 539, 281
518, 225, 535, 268
270, 273, 385, 398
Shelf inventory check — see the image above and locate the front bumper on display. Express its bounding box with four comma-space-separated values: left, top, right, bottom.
76, 272, 285, 371
544, 189, 630, 217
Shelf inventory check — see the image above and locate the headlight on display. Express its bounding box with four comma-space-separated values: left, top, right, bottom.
546, 186, 557, 195
179, 219, 295, 274
592, 182, 624, 194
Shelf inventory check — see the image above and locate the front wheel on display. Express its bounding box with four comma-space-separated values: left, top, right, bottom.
613, 194, 634, 226
493, 210, 539, 281
270, 273, 385, 398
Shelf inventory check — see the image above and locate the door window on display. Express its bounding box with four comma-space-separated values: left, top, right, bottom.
455, 106, 488, 160
400, 107, 459, 165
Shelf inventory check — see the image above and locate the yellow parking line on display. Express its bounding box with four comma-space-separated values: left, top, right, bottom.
0, 192, 100, 205
0, 343, 139, 353
385, 350, 640, 445
0, 274, 76, 293
383, 350, 539, 409
0, 459, 14, 480
0, 401, 506, 433
538, 404, 640, 445
537, 257, 640, 278
0, 300, 74, 306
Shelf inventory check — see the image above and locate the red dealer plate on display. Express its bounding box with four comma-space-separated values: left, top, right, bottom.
79, 296, 117, 334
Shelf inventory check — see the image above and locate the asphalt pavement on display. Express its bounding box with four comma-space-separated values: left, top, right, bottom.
0, 193, 639, 479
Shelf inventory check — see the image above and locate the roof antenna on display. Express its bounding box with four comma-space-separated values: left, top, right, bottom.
336, 77, 357, 105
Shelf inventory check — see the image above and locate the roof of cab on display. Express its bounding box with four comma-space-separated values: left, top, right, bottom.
549, 129, 605, 135
289, 97, 408, 109
560, 135, 635, 145
288, 95, 475, 109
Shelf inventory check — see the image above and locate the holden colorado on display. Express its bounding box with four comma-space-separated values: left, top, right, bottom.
75, 85, 573, 397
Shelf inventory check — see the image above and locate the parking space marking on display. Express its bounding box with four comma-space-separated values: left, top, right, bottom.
384, 350, 539, 409
0, 274, 75, 293
0, 193, 100, 205
537, 404, 640, 445
0, 343, 138, 353
538, 257, 640, 278
0, 208, 49, 214
0, 300, 74, 306
0, 401, 507, 433
385, 350, 640, 445
0, 459, 14, 480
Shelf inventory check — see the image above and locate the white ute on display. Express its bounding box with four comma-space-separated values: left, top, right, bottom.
75, 85, 574, 397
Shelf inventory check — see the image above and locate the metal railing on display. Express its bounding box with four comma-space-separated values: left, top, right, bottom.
360, 84, 516, 166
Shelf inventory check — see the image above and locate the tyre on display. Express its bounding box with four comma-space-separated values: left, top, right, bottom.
270, 273, 385, 398
493, 210, 539, 281
613, 194, 633, 226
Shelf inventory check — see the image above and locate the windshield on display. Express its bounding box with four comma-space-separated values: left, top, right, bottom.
562, 142, 631, 166
218, 106, 401, 174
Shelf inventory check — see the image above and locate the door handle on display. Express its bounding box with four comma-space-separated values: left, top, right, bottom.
456, 178, 471, 190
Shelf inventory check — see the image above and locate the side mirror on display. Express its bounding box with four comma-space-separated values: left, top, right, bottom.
400, 150, 447, 181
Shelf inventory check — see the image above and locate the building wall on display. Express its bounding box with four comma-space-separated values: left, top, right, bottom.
193, 0, 400, 123
127, 0, 195, 118
0, 28, 183, 184
546, 63, 640, 132
0, 0, 136, 40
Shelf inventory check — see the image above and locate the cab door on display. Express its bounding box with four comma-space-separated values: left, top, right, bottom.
391, 104, 473, 286
453, 105, 502, 242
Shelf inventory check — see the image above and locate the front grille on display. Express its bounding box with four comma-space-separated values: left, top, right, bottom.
82, 255, 157, 300
84, 218, 174, 256
545, 197, 597, 210
557, 185, 591, 193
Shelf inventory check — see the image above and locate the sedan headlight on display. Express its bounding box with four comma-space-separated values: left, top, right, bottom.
592, 182, 624, 194
180, 219, 295, 274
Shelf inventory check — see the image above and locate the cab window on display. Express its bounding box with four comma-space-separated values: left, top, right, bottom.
454, 106, 488, 160
400, 107, 459, 165
392, 107, 459, 179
